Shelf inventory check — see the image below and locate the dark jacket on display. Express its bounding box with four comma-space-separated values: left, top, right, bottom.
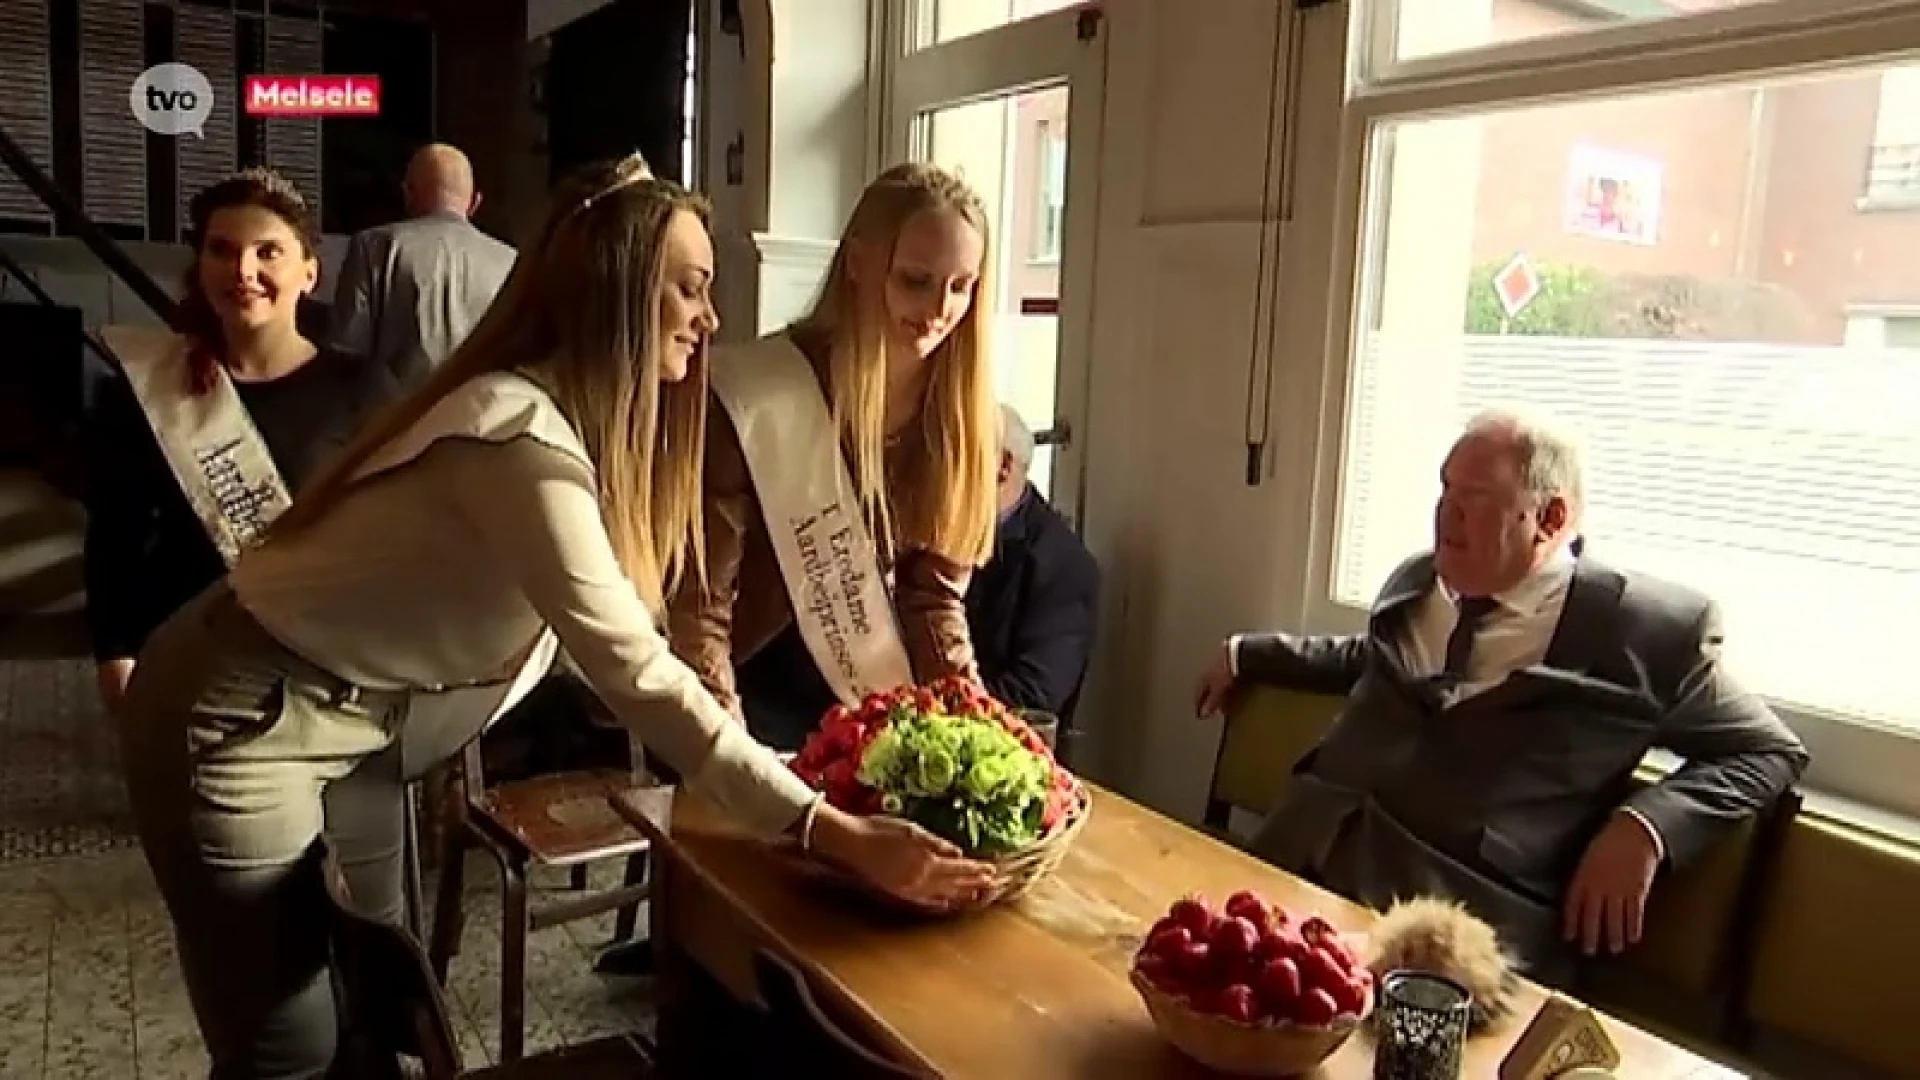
1242, 553, 1808, 979
964, 484, 1101, 722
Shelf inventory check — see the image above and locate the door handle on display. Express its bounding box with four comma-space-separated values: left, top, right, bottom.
1035, 419, 1072, 448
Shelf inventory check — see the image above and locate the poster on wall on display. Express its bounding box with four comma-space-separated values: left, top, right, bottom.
1563, 144, 1663, 246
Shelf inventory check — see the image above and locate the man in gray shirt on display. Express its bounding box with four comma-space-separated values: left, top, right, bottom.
329, 144, 516, 388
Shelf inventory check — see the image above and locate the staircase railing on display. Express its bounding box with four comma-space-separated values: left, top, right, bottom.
0, 120, 179, 325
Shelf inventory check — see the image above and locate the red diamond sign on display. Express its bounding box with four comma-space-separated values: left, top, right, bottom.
1493, 253, 1541, 319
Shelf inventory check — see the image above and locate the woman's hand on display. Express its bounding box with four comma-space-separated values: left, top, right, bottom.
809, 803, 998, 910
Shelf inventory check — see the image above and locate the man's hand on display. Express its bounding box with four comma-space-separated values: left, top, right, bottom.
1563, 810, 1662, 956
95, 658, 136, 716
1193, 640, 1236, 718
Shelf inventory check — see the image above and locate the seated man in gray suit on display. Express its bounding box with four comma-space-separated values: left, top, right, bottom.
329, 143, 516, 388
1194, 408, 1808, 982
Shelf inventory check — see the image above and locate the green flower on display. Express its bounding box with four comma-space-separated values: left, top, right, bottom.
911, 746, 959, 796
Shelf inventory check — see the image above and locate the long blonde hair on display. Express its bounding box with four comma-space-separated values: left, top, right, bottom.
793, 162, 998, 568
269, 154, 711, 612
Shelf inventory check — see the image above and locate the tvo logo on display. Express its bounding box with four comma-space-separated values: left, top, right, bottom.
130, 63, 214, 138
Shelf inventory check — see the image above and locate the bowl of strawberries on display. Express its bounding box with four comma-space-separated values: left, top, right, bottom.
785, 675, 1090, 913
1130, 890, 1372, 1077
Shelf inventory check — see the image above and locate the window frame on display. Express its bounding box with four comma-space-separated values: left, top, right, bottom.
1288, 0, 1920, 820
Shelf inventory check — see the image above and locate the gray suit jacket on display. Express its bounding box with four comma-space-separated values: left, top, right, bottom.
328, 211, 516, 388
1242, 553, 1808, 979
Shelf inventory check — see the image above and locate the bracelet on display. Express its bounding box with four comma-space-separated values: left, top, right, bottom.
799, 798, 823, 854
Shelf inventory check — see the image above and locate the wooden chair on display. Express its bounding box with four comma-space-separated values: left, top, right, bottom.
751, 950, 929, 1079
428, 730, 654, 1064
1201, 686, 1345, 838
319, 834, 656, 1079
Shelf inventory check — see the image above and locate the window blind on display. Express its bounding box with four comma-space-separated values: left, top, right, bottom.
175, 6, 238, 235
0, 0, 54, 225
262, 14, 323, 222
80, 0, 149, 231
1337, 331, 1920, 729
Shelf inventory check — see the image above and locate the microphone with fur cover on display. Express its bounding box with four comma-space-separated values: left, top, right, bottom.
1362, 896, 1520, 1034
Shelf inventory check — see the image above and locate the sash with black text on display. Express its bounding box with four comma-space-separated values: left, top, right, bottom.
709, 335, 914, 704
102, 324, 292, 567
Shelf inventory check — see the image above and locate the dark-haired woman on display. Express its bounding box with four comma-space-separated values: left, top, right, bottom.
84, 168, 399, 717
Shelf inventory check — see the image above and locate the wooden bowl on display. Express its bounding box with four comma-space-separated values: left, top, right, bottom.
1130, 968, 1365, 1077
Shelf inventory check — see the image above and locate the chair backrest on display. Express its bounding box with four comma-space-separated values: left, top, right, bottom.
751, 950, 928, 1079
1203, 686, 1345, 832
317, 837, 466, 1080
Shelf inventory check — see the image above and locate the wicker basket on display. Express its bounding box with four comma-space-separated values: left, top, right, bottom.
775, 776, 1092, 916
1130, 968, 1364, 1077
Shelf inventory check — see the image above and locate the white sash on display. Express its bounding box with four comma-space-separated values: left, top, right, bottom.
102, 325, 292, 567
709, 335, 913, 705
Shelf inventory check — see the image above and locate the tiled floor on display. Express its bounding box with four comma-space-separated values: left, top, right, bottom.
0, 848, 657, 1078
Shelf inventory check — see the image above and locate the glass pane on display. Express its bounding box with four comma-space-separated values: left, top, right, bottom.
1337, 63, 1920, 731
1382, 0, 1789, 67
920, 84, 1071, 500
913, 0, 1088, 51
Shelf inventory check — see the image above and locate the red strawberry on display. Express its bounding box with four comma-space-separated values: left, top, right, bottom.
1327, 972, 1367, 1018
1257, 926, 1307, 964
1146, 925, 1192, 960
1209, 916, 1260, 970
1293, 987, 1338, 1027
1169, 896, 1213, 935
1177, 940, 1213, 980
822, 704, 856, 731
1135, 954, 1180, 994
1299, 915, 1338, 945
1301, 945, 1348, 994
1218, 984, 1258, 1024
1256, 956, 1302, 1011
1223, 890, 1266, 924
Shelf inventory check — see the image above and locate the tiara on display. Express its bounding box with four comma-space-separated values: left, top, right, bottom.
577, 156, 655, 213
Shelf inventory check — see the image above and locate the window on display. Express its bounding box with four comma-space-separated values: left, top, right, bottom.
1032, 118, 1066, 261
1317, 0, 1920, 816
909, 0, 1089, 52
1374, 0, 1798, 69
1864, 66, 1920, 206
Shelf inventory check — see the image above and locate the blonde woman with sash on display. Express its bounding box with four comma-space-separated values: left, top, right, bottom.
83, 168, 398, 715
115, 157, 994, 1079
668, 162, 999, 751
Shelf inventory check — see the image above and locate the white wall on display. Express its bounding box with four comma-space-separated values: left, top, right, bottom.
1067, 0, 1352, 820
713, 0, 1353, 824
702, 0, 872, 344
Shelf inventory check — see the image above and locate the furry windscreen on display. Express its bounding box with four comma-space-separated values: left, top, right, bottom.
1361, 896, 1520, 1033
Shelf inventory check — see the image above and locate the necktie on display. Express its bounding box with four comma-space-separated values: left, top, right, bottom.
1438, 594, 1499, 689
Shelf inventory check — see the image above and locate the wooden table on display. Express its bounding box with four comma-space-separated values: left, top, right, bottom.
612, 784, 1737, 1078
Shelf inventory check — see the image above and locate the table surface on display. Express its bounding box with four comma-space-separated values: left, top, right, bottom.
612, 784, 1737, 1079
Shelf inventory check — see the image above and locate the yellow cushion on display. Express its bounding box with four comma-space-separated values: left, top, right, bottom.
1743, 815, 1920, 1076
1210, 687, 1344, 816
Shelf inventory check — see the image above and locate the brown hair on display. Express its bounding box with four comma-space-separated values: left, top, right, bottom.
268, 154, 712, 612
175, 166, 321, 393
793, 162, 998, 568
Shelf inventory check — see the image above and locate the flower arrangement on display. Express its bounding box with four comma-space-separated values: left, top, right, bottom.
788, 675, 1082, 857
